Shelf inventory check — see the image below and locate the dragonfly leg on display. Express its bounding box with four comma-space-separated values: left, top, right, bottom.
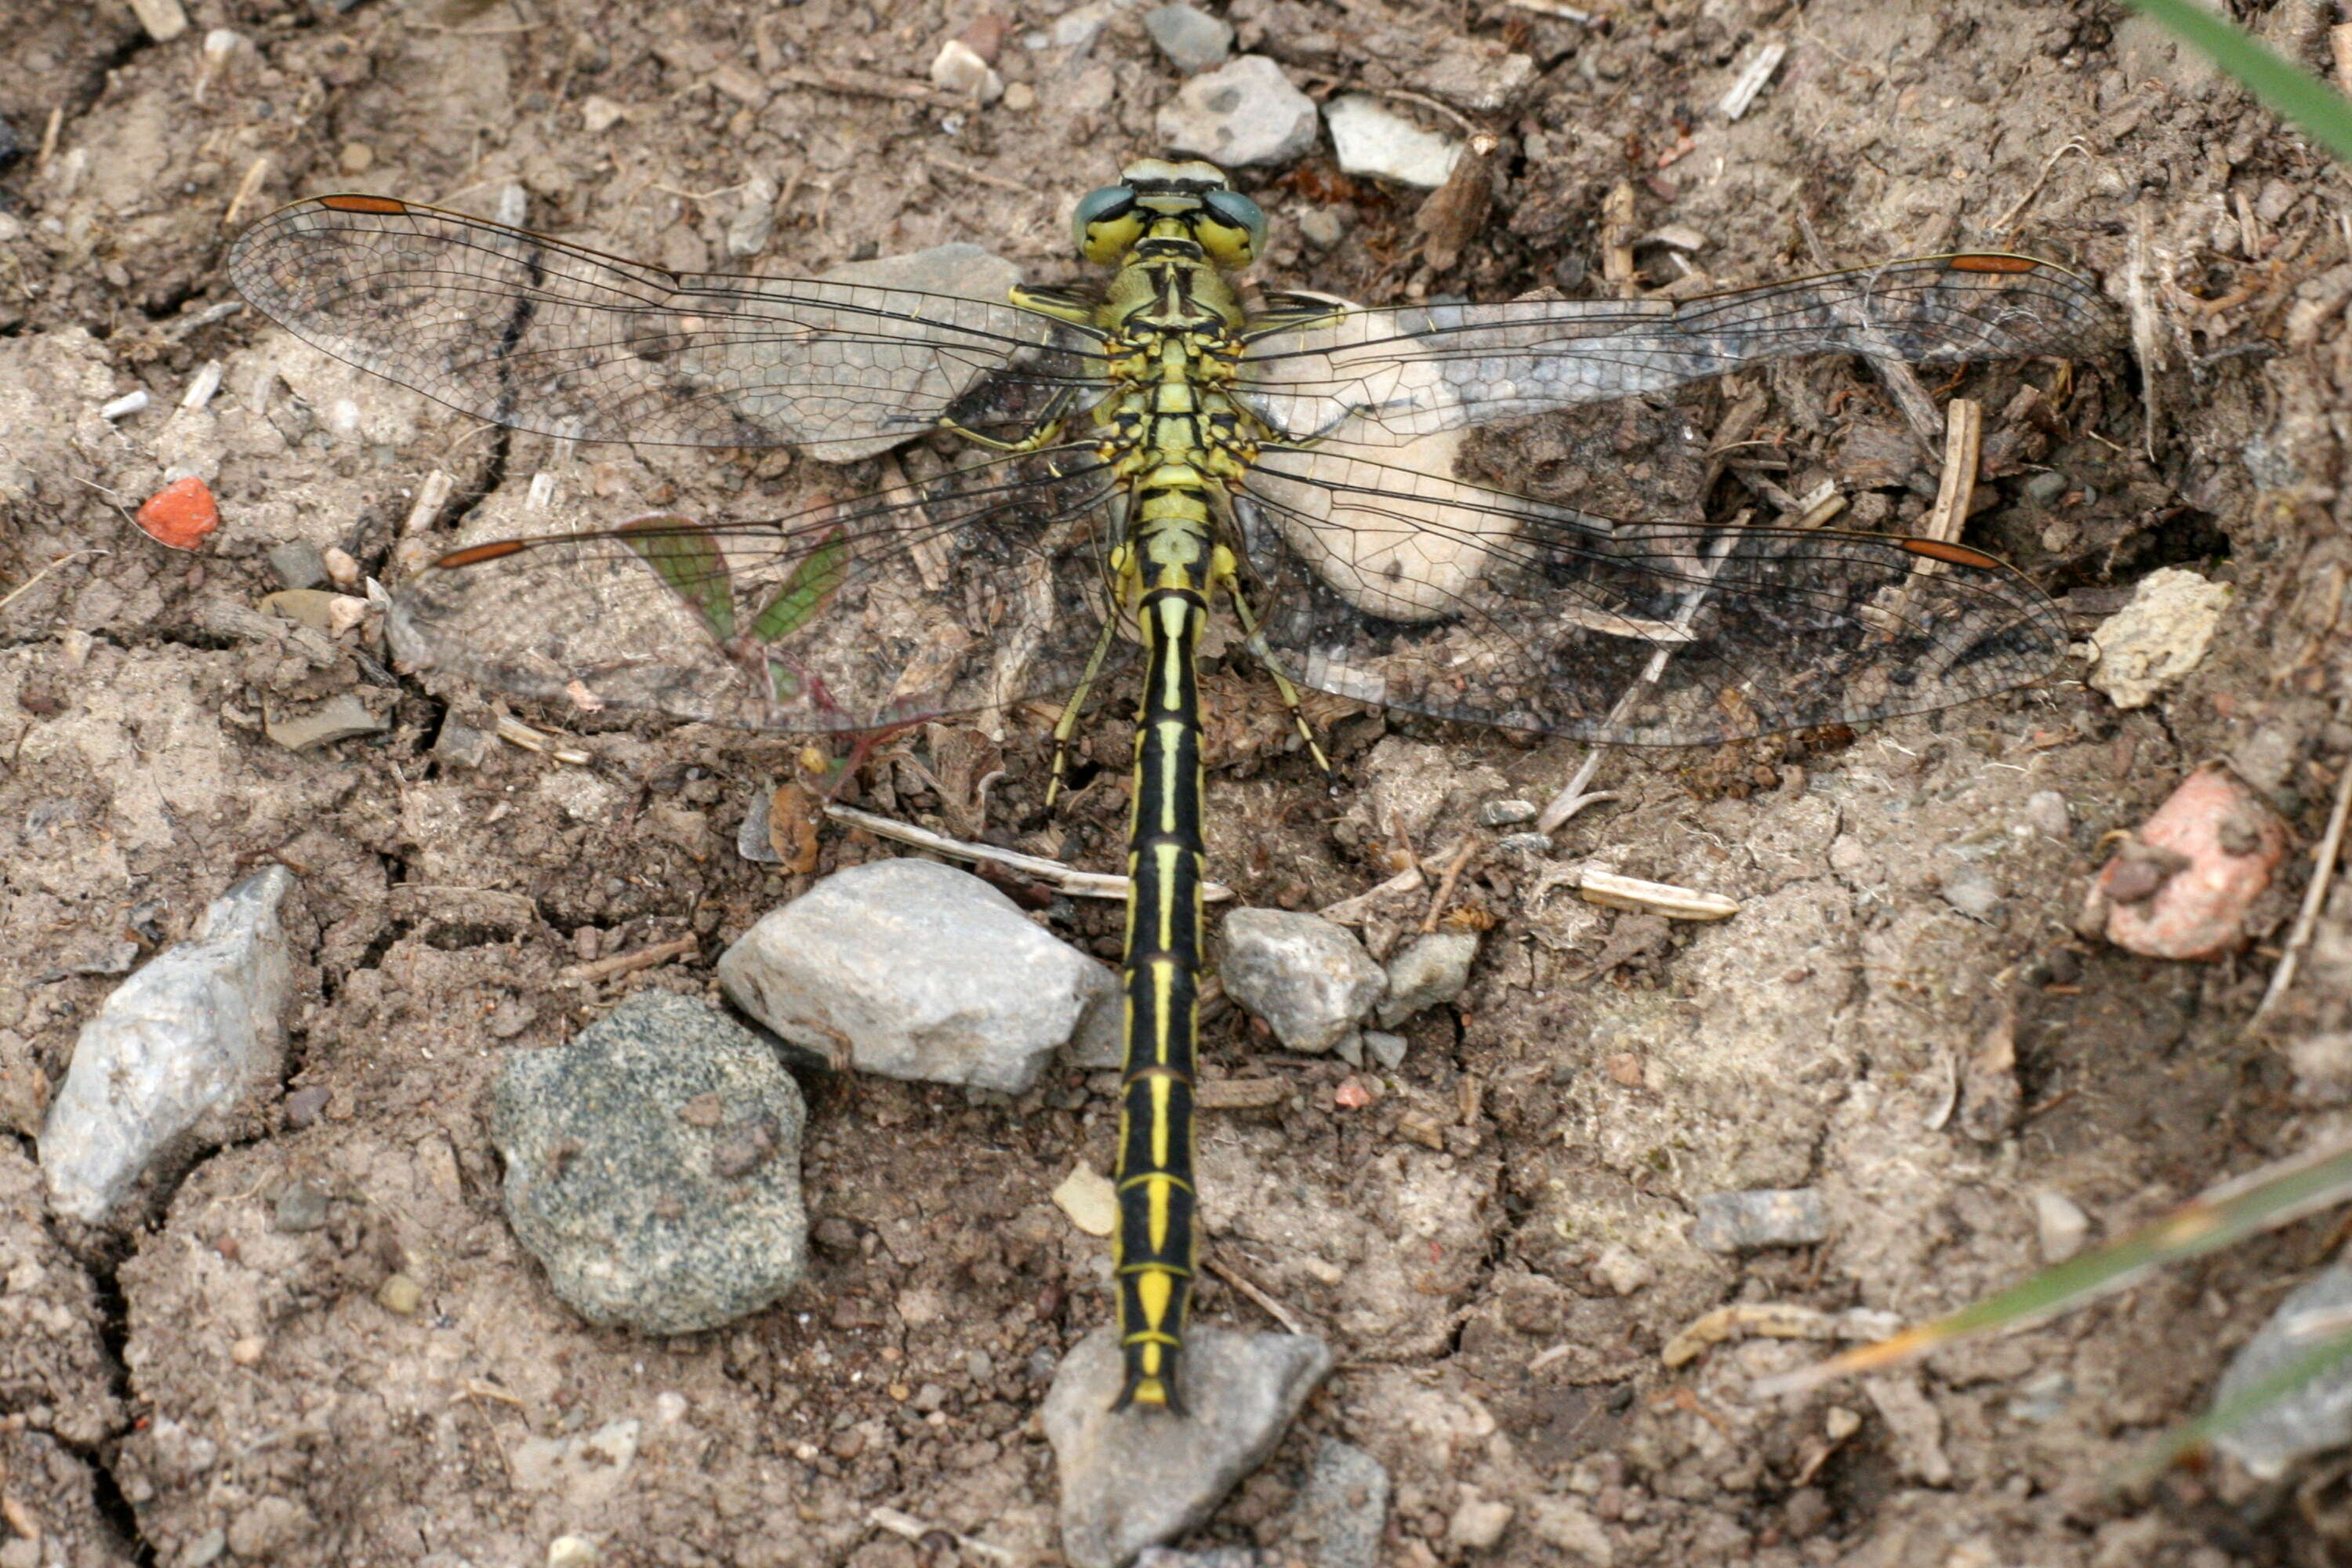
1224, 568, 1334, 780
1044, 611, 1123, 810
936, 412, 1070, 454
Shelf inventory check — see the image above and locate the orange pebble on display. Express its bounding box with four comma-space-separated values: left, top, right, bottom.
135, 476, 221, 550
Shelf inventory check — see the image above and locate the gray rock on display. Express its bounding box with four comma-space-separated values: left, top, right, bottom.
1323, 94, 1461, 188
1477, 798, 1537, 827
735, 786, 784, 865
718, 858, 1118, 1093
1363, 1030, 1407, 1069
1293, 1437, 1389, 1568
725, 176, 777, 259
272, 1177, 330, 1233
1219, 909, 1382, 1053
432, 720, 492, 770
1408, 42, 1537, 113
1496, 832, 1554, 856
1156, 56, 1319, 169
493, 989, 808, 1334
1689, 1188, 1830, 1252
266, 540, 328, 590
1144, 4, 1232, 72
2214, 1262, 2352, 1477
1938, 865, 2002, 920
1046, 1324, 1332, 1568
1377, 931, 1479, 1027
2023, 789, 2071, 840
42, 867, 296, 1222
1297, 207, 1346, 251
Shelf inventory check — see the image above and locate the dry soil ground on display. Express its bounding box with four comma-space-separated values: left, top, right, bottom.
5, 0, 2352, 1563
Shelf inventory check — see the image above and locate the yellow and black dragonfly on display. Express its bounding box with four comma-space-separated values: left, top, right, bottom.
229, 158, 2113, 1412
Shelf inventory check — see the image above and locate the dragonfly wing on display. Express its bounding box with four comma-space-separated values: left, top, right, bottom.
389, 446, 1129, 731
1236, 255, 2114, 446
1232, 444, 2068, 745
229, 196, 1109, 459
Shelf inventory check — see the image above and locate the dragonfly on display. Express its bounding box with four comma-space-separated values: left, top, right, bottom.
229, 158, 2114, 1414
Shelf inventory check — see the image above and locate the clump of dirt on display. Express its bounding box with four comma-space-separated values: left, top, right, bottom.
4, 0, 2351, 1563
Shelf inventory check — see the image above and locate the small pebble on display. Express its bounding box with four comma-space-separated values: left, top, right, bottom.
1446, 1494, 1514, 1553
338, 141, 374, 175
1496, 832, 1553, 856
1219, 909, 1384, 1053
1144, 2, 1234, 72
1051, 1162, 1119, 1237
1363, 1029, 1407, 1069
929, 37, 1004, 103
1297, 207, 1345, 250
376, 1272, 423, 1315
1003, 81, 1036, 111
580, 96, 628, 132
1477, 798, 1537, 827
266, 541, 328, 590
100, 388, 151, 421
1323, 94, 1461, 187
1155, 56, 1319, 168
1688, 1187, 1829, 1252
2088, 567, 2230, 710
2020, 469, 2070, 506
284, 1085, 332, 1128
1589, 1243, 1653, 1296
1377, 930, 1479, 1027
133, 475, 220, 549
546, 1537, 600, 1568
321, 544, 361, 590
1938, 864, 2002, 920
2032, 1189, 2089, 1263
2023, 789, 2070, 839
2095, 763, 2288, 960
230, 1335, 265, 1365
273, 1178, 330, 1233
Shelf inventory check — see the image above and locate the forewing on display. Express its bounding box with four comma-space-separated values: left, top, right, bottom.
1232, 446, 2067, 745
1236, 254, 2114, 445
388, 446, 1127, 731
229, 195, 1109, 459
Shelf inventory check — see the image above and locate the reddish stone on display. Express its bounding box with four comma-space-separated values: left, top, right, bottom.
2094, 763, 2288, 960
134, 476, 220, 550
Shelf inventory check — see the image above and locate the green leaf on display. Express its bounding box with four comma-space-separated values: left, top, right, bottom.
750, 528, 848, 643
619, 514, 735, 641
2122, 0, 2352, 167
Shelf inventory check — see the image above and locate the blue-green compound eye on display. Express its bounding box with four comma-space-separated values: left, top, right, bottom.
1072, 185, 1135, 249
1201, 188, 1267, 256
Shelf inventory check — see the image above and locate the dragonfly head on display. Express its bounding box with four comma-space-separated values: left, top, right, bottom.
1073, 159, 1266, 270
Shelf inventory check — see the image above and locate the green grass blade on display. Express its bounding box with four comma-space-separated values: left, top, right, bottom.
2122, 0, 2352, 166
1755, 1135, 2352, 1399
2114, 1318, 2352, 1487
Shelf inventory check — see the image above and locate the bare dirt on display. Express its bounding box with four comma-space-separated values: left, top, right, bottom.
4, 0, 2352, 1563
